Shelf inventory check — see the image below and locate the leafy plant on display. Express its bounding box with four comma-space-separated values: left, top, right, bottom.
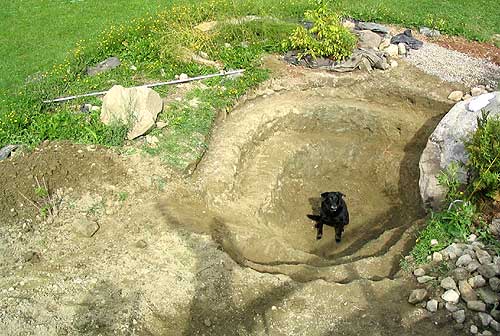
466, 111, 500, 200
283, 5, 356, 60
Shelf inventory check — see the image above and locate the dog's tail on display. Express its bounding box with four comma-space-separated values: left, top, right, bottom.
307, 214, 321, 221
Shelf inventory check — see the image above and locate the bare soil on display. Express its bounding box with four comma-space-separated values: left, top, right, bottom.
0, 57, 468, 335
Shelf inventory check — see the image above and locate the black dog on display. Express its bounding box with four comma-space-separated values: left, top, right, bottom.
307, 192, 349, 241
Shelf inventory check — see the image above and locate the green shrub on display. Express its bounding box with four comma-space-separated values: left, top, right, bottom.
284, 5, 356, 60
466, 111, 500, 200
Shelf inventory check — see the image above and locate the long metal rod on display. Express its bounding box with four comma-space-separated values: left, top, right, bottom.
42, 69, 245, 103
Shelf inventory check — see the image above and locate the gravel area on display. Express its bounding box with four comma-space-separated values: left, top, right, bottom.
406, 43, 500, 88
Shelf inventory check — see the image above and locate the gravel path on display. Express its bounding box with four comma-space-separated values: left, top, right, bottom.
406, 43, 500, 88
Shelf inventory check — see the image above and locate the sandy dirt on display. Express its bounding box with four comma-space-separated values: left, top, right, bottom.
0, 57, 469, 335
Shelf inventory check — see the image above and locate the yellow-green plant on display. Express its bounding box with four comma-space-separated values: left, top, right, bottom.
284, 5, 356, 60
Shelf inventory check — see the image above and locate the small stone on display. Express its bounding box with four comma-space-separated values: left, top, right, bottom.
409, 289, 428, 304
390, 60, 398, 68
478, 312, 493, 327
398, 43, 407, 55
130, 65, 137, 71
463, 94, 472, 100
449, 252, 457, 260
469, 275, 487, 288
156, 121, 168, 129
441, 289, 460, 304
482, 330, 493, 336
456, 254, 473, 267
413, 268, 425, 277
448, 91, 464, 102
446, 302, 460, 312
477, 287, 499, 305
467, 300, 486, 312
379, 38, 391, 50
145, 135, 160, 146
467, 261, 481, 272
23, 251, 41, 263
452, 310, 466, 324
478, 264, 498, 279
198, 51, 209, 59
441, 277, 457, 290
468, 234, 477, 242
224, 43, 232, 48
72, 218, 99, 238
470, 325, 478, 334
430, 239, 439, 246
341, 19, 356, 30
490, 320, 500, 332
433, 252, 443, 262
419, 27, 441, 37
459, 280, 478, 302
384, 44, 399, 57
136, 240, 147, 248
179, 73, 189, 81
476, 249, 492, 265
417, 275, 436, 284
471, 87, 488, 97
452, 268, 469, 281
489, 277, 500, 291
426, 299, 438, 312
203, 318, 211, 327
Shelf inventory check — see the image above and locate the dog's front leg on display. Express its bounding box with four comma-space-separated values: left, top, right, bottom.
334, 225, 344, 243
316, 222, 323, 240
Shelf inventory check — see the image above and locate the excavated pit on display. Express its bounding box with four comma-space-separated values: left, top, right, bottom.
167, 65, 457, 282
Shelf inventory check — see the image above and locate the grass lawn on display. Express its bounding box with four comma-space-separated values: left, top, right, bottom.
0, 0, 169, 92
1, 0, 499, 93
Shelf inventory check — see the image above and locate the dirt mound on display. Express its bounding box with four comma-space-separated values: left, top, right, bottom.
0, 142, 126, 223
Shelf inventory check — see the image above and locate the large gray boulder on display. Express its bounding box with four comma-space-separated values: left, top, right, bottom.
100, 85, 163, 140
419, 92, 500, 209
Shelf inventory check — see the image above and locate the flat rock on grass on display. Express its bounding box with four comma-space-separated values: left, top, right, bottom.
101, 85, 163, 140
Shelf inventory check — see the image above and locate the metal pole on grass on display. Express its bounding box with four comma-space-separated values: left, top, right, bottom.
42, 69, 245, 104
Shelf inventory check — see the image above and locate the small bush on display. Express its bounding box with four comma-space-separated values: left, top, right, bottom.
284, 5, 356, 60
466, 111, 500, 200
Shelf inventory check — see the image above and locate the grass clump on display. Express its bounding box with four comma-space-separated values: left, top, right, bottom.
284, 5, 356, 60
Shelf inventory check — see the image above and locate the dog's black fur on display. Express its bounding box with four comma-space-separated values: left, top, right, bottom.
307, 192, 349, 242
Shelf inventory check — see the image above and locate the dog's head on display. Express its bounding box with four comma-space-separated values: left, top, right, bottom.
321, 192, 345, 212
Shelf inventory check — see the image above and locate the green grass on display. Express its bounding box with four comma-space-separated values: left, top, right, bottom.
1, 0, 499, 93
0, 0, 169, 92
333, 0, 500, 42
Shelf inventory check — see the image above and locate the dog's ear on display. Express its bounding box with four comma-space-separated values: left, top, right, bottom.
320, 192, 329, 198
337, 192, 345, 198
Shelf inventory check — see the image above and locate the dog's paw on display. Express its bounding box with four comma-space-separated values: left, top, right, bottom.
335, 237, 341, 243
316, 234, 323, 240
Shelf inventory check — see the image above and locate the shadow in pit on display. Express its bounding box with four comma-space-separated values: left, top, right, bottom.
160, 203, 461, 336
309, 114, 444, 264
73, 280, 143, 335
160, 202, 294, 335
